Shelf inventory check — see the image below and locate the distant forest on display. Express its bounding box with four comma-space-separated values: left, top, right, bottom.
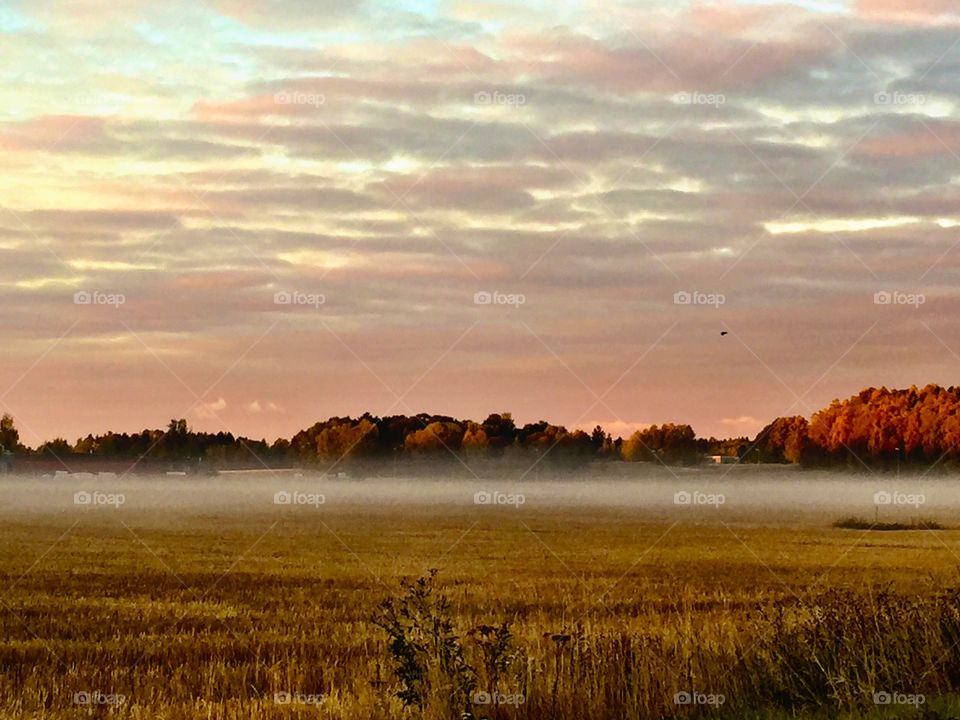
4, 385, 960, 472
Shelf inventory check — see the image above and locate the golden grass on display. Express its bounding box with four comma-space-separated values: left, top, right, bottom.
2, 506, 960, 718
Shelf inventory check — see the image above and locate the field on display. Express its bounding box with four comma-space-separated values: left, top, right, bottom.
2, 471, 960, 719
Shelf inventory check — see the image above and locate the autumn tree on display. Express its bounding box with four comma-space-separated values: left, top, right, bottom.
461, 422, 490, 455
622, 424, 698, 465
316, 418, 380, 461
404, 422, 465, 453
754, 416, 809, 463
804, 385, 960, 467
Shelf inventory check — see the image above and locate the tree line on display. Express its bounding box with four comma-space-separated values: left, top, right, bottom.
4, 385, 960, 471
1, 412, 694, 469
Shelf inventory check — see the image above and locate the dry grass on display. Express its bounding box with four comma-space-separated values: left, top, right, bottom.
2, 505, 960, 718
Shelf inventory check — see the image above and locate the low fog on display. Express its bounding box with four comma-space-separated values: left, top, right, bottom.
1, 466, 957, 527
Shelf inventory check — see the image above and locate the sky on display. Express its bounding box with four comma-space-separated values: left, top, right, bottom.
2, 0, 960, 446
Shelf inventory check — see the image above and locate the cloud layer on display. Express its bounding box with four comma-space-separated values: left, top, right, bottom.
2, 0, 960, 444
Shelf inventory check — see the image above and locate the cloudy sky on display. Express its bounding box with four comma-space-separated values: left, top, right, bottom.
2, 0, 960, 445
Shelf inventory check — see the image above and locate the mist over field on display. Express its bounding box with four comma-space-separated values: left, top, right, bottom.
2, 468, 953, 527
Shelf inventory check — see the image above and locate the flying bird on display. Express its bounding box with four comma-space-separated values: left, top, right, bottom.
720, 331, 729, 336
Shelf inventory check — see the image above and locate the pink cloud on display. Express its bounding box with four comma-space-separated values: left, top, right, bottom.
190, 75, 455, 121
0, 115, 110, 153
505, 24, 829, 93
857, 122, 960, 158
720, 415, 763, 436
857, 0, 960, 24
685, 1, 813, 35
191, 95, 311, 121
575, 420, 650, 438
391, 40, 500, 78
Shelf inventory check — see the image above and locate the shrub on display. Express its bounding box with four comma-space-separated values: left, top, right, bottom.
372, 570, 476, 715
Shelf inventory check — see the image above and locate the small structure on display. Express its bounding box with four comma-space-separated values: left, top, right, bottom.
704, 454, 738, 465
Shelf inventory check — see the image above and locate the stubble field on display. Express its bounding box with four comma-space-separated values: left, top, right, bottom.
2, 471, 960, 719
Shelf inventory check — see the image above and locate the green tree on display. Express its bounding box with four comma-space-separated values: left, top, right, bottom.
0, 414, 20, 454
159, 418, 197, 460
480, 413, 516, 449
39, 438, 72, 457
